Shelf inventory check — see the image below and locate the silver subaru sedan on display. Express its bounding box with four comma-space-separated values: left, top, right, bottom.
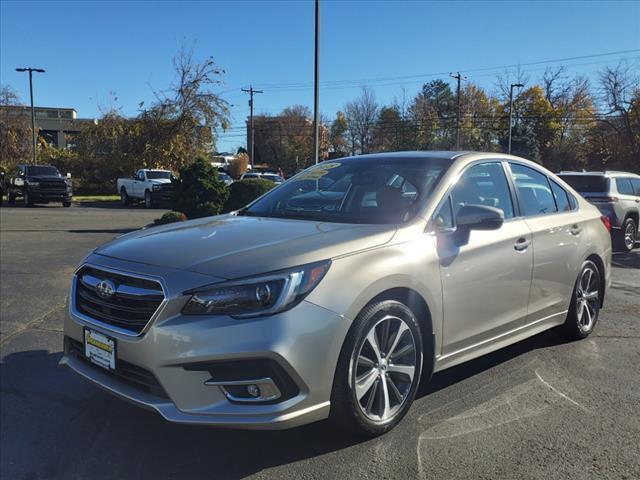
61, 152, 612, 437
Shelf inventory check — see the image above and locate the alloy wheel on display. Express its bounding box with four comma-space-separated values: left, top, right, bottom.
576, 266, 599, 332
352, 315, 417, 422
624, 221, 636, 251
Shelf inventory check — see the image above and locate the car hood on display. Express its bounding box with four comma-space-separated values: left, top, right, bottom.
94, 214, 396, 279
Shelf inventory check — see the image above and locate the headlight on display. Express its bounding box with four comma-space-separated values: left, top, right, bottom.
152, 184, 161, 190
182, 260, 331, 318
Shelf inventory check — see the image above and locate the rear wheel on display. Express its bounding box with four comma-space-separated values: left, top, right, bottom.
562, 260, 601, 340
619, 217, 637, 253
330, 300, 423, 437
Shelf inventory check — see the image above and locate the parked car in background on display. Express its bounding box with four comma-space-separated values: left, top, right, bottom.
217, 170, 234, 186
558, 171, 640, 252
61, 152, 611, 437
117, 169, 173, 208
261, 173, 284, 185
240, 172, 263, 180
6, 164, 73, 207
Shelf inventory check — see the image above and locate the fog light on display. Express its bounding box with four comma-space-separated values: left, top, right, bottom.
247, 384, 260, 397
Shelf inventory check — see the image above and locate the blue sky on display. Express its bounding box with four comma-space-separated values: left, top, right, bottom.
1, 0, 639, 152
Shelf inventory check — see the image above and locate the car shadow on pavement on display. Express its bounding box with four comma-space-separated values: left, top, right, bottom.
1, 326, 575, 480
418, 326, 572, 398
611, 250, 640, 269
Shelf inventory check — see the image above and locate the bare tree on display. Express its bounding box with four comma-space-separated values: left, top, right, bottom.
599, 62, 640, 158
0, 85, 32, 170
344, 87, 379, 154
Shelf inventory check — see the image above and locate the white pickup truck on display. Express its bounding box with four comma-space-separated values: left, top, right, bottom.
117, 169, 173, 208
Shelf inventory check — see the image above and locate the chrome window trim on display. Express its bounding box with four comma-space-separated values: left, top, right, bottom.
70, 263, 169, 338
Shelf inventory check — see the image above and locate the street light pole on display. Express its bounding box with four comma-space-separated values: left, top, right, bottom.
449, 72, 466, 150
16, 67, 45, 165
312, 0, 320, 164
508, 83, 524, 155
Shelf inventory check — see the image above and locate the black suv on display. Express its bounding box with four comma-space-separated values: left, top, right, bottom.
6, 164, 73, 207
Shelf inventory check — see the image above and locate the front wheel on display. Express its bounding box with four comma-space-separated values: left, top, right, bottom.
144, 190, 152, 209
562, 260, 601, 340
62, 201, 71, 208
24, 191, 33, 207
120, 188, 129, 206
330, 300, 423, 437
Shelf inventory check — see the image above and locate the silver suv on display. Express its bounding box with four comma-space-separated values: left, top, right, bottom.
62, 152, 611, 436
558, 171, 640, 252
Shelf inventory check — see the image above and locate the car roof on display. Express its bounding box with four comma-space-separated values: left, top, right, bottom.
558, 171, 640, 178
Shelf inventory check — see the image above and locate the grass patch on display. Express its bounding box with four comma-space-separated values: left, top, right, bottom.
73, 195, 120, 202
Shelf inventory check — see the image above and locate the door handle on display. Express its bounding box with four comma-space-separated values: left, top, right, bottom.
570, 224, 582, 235
514, 238, 531, 251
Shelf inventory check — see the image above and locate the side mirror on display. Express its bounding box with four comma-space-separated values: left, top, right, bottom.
456, 205, 504, 231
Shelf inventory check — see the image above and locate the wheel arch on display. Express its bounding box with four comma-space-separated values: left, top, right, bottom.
365, 287, 436, 383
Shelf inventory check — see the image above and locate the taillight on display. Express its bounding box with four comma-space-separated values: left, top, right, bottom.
600, 216, 612, 232
588, 196, 618, 203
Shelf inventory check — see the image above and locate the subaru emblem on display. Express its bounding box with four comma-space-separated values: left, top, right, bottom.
96, 279, 116, 299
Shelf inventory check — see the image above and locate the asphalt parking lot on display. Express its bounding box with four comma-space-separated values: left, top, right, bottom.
1, 203, 639, 480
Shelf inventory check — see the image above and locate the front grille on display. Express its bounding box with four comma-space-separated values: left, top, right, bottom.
39, 180, 67, 190
74, 266, 164, 335
66, 337, 168, 398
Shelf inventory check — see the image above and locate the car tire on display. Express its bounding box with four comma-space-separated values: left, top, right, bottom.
330, 300, 423, 437
617, 217, 637, 253
120, 188, 129, 206
562, 260, 601, 340
144, 190, 152, 209
24, 191, 33, 207
8, 193, 15, 205
62, 201, 71, 208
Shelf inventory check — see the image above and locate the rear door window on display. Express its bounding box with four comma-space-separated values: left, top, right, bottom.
510, 163, 557, 216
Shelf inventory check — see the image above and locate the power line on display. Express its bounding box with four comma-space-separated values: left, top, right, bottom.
238, 49, 639, 91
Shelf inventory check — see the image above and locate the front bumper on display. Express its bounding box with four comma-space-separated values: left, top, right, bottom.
30, 189, 72, 202
61, 255, 347, 429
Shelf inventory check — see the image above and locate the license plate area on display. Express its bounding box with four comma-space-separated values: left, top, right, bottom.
84, 328, 116, 370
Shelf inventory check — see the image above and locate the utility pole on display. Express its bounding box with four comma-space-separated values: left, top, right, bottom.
15, 67, 45, 165
449, 72, 466, 150
508, 83, 524, 155
312, 0, 321, 164
242, 85, 263, 167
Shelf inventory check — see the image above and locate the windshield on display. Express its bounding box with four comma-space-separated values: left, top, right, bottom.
146, 171, 172, 180
558, 175, 609, 193
242, 157, 450, 224
25, 166, 60, 177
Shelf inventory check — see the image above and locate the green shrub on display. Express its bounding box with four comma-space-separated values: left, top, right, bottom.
172, 157, 230, 219
223, 179, 274, 212
153, 211, 187, 226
